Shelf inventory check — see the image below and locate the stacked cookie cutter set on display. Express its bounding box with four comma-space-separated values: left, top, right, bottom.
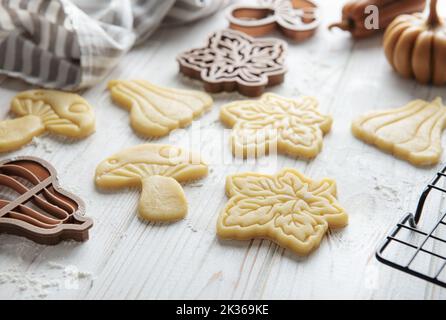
376, 166, 446, 288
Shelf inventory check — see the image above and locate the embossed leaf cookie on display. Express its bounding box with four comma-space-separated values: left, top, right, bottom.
108, 80, 213, 137
0, 90, 95, 152
220, 93, 332, 158
352, 98, 446, 166
95, 144, 208, 222
217, 168, 348, 256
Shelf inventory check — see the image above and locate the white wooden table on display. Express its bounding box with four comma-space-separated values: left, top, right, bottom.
1, 0, 446, 300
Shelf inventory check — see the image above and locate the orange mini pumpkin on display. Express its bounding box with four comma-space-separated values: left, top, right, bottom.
384, 0, 446, 85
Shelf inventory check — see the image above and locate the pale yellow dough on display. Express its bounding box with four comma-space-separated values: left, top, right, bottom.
352, 98, 446, 166
217, 168, 348, 256
95, 144, 208, 222
220, 93, 332, 158
108, 79, 213, 137
0, 90, 95, 152
138, 175, 188, 221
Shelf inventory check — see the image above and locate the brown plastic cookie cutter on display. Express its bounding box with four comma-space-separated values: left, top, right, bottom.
0, 156, 93, 245
227, 0, 320, 41
177, 29, 287, 97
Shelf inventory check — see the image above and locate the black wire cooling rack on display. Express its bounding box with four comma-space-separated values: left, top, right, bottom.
376, 166, 446, 288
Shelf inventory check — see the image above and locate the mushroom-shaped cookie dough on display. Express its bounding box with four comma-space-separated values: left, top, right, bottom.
0, 90, 95, 152
95, 144, 208, 221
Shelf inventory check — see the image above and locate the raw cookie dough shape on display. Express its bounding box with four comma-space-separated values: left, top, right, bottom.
220, 93, 332, 158
352, 98, 446, 166
227, 0, 320, 41
0, 156, 93, 245
108, 80, 213, 137
217, 168, 348, 256
177, 29, 287, 97
0, 90, 95, 152
95, 144, 208, 222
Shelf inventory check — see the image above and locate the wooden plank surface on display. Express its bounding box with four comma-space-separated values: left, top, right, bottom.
1, 0, 446, 299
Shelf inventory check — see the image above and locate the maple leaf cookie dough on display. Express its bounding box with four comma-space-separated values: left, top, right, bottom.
352, 98, 446, 166
0, 90, 95, 152
108, 79, 213, 137
95, 144, 208, 222
217, 168, 348, 256
220, 93, 332, 158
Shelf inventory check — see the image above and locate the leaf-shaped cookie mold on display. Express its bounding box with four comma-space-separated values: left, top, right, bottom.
177, 29, 287, 97
217, 168, 348, 256
95, 144, 208, 222
352, 98, 446, 166
220, 93, 332, 158
108, 80, 213, 137
0, 90, 95, 152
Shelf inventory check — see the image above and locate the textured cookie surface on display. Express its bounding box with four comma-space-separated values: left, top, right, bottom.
352, 98, 446, 166
108, 80, 213, 137
12, 90, 95, 137
95, 144, 208, 222
220, 93, 332, 158
177, 29, 287, 97
0, 90, 95, 152
217, 168, 348, 256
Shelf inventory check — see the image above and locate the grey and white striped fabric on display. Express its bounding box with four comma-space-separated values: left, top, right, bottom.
0, 0, 228, 90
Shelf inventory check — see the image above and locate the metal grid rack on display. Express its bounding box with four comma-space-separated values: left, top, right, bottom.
376, 166, 446, 288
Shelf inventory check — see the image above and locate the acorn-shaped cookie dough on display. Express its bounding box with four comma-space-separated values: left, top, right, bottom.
384, 0, 446, 85
95, 144, 208, 222
0, 90, 95, 152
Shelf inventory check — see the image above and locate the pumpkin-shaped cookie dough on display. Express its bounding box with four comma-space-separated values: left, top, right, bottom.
384, 0, 446, 85
95, 144, 208, 222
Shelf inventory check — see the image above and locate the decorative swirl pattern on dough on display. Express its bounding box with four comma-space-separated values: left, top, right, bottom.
217, 168, 348, 256
352, 98, 446, 166
108, 80, 213, 137
220, 93, 332, 158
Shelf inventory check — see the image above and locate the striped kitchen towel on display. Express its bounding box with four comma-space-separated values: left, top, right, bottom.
0, 0, 228, 90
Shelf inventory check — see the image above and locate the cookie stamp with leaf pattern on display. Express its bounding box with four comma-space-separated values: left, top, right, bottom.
217, 168, 348, 256
177, 29, 287, 97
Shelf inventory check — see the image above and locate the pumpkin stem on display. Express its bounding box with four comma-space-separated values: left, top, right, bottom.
328, 20, 352, 31
428, 0, 440, 26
